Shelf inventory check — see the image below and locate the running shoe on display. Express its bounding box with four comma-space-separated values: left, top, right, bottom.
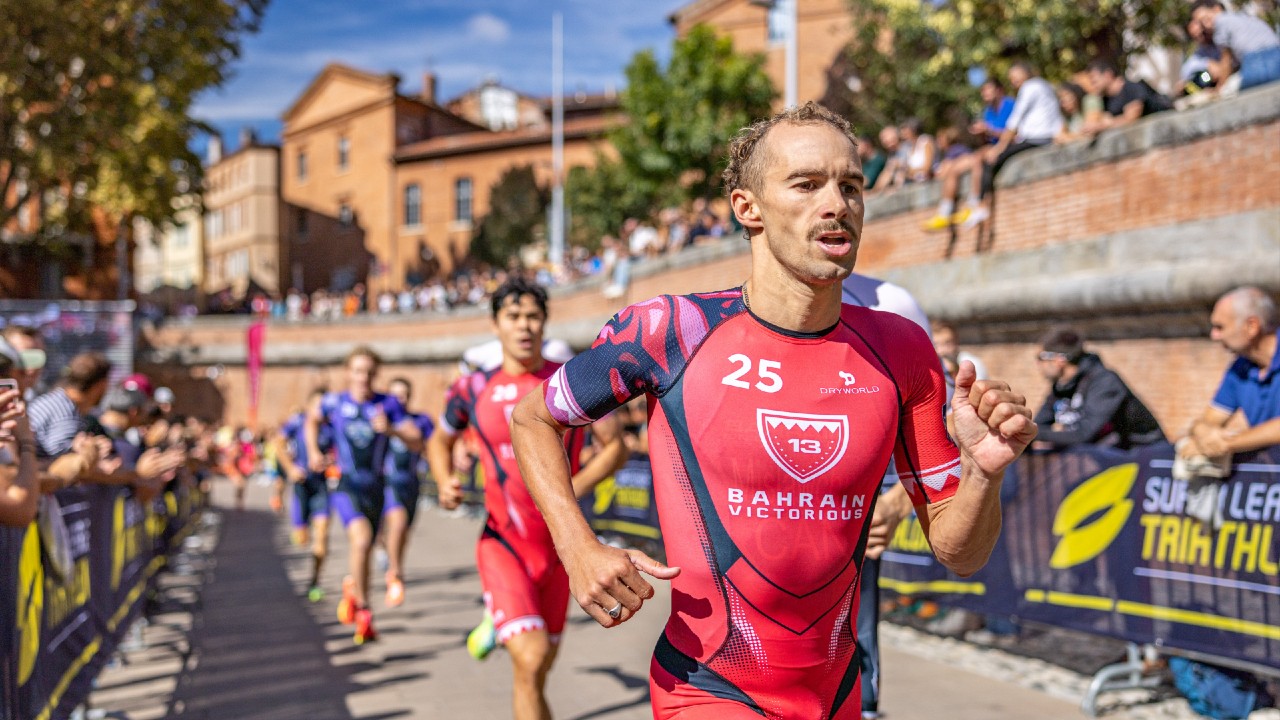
353, 608, 377, 645
385, 573, 405, 608
269, 492, 283, 515
921, 214, 952, 232
960, 206, 989, 230
466, 610, 497, 661
337, 576, 357, 625
307, 585, 325, 603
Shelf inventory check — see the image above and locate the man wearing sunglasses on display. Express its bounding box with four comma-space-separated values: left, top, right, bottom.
1032, 326, 1163, 451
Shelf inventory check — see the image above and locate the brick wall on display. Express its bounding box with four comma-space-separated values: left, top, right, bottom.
856, 123, 1280, 274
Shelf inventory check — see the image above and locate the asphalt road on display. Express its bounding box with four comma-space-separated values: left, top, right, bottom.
88, 480, 1081, 719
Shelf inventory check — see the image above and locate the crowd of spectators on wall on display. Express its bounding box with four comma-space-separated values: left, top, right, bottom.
186, 198, 738, 322
851, 1, 1280, 232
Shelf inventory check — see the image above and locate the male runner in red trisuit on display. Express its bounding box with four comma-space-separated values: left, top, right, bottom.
427, 277, 623, 720
511, 102, 1038, 719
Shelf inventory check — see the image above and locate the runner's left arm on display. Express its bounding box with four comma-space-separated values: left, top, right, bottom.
885, 323, 1036, 576
918, 360, 1036, 577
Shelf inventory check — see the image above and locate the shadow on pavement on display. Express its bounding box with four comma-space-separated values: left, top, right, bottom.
167, 507, 371, 720
565, 664, 652, 720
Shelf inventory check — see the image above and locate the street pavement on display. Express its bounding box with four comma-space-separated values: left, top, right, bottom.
88, 480, 1083, 719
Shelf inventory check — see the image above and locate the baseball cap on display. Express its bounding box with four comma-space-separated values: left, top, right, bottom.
0, 337, 47, 372
121, 373, 154, 398
155, 386, 175, 405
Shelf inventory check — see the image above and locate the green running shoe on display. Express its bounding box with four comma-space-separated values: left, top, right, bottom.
307, 585, 324, 603
466, 611, 497, 661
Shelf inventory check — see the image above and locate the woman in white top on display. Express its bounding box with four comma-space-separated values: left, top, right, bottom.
900, 118, 936, 183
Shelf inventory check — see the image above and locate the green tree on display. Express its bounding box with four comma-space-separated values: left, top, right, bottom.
471, 165, 548, 268
565, 157, 651, 249
838, 0, 1197, 134
0, 0, 267, 247
569, 24, 775, 241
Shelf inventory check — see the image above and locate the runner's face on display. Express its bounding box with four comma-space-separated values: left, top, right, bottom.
754, 123, 865, 286
492, 295, 545, 365
346, 355, 377, 397
388, 382, 410, 406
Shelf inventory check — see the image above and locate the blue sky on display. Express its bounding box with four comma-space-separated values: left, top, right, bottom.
193, 0, 690, 153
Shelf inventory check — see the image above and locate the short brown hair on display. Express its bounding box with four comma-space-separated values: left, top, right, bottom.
345, 345, 382, 368
2, 325, 39, 342
1040, 326, 1085, 362
62, 352, 112, 391
723, 101, 858, 196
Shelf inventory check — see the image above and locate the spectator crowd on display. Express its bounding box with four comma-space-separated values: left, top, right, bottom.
849, 0, 1280, 232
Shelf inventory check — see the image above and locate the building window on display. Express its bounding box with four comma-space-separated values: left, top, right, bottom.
338, 136, 350, 171
296, 208, 308, 237
204, 209, 223, 240
403, 184, 421, 227
228, 249, 250, 280
767, 0, 790, 46
297, 150, 308, 181
338, 203, 354, 227
455, 178, 473, 223
174, 223, 189, 248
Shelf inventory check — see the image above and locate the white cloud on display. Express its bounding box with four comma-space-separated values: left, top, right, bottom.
466, 13, 511, 43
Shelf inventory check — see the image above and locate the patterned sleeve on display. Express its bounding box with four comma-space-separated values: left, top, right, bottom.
439, 374, 477, 436
887, 317, 962, 506
544, 293, 734, 427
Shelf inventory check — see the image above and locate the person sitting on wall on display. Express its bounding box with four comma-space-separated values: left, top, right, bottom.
1191, 0, 1280, 92
1080, 61, 1173, 135
1032, 326, 1165, 450
1181, 286, 1280, 460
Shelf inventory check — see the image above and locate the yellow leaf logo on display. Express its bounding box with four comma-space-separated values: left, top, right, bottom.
592, 477, 617, 516
17, 522, 44, 686
1049, 463, 1137, 569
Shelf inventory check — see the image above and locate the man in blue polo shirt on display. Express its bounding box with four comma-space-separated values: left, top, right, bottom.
1182, 286, 1280, 459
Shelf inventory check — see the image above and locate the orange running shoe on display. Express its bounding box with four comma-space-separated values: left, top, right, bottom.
337, 576, 357, 625
385, 573, 405, 608
353, 608, 377, 645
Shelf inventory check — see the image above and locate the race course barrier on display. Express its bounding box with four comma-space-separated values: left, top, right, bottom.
881, 444, 1280, 675
0, 479, 202, 720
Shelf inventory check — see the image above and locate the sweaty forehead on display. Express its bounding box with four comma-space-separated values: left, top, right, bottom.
760, 123, 858, 178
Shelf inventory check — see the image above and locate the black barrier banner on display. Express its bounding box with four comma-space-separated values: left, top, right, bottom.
1, 481, 199, 720
880, 444, 1280, 671
581, 452, 662, 545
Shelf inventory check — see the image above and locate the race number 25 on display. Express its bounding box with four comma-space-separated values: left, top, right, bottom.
721, 354, 782, 393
